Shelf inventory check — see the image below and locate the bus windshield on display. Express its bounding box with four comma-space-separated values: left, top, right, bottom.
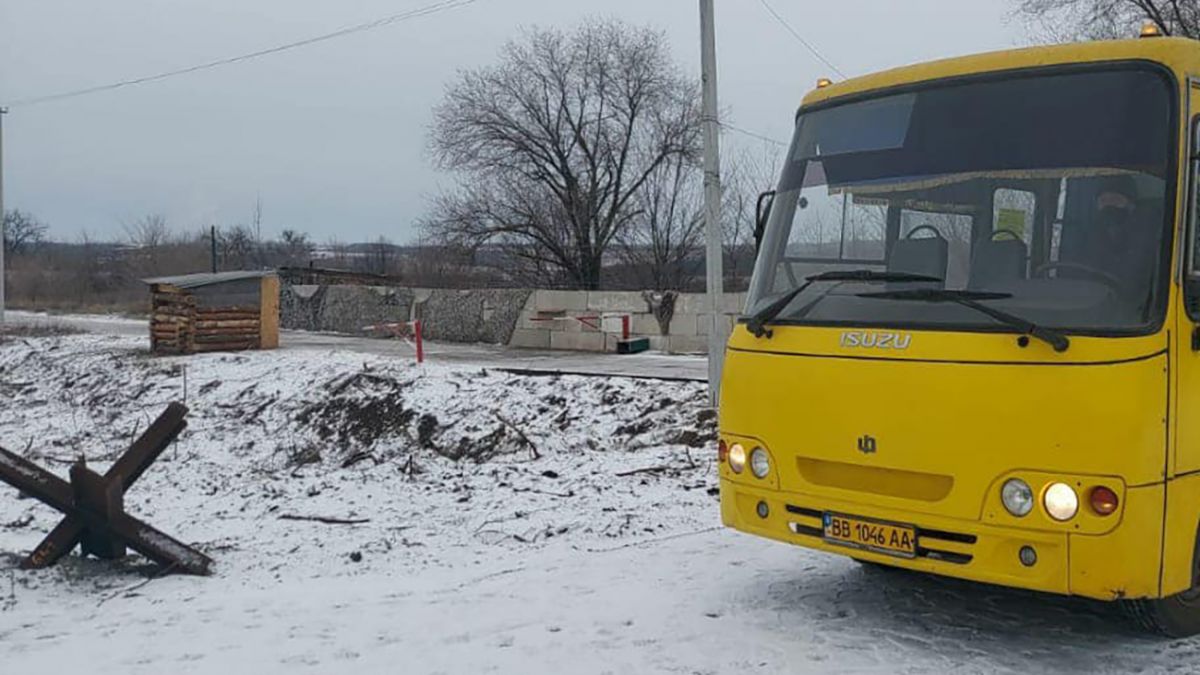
746, 66, 1176, 335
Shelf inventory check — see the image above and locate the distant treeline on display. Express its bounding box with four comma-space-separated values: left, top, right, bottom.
2, 210, 756, 314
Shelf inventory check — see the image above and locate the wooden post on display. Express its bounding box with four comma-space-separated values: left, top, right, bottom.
260, 275, 280, 349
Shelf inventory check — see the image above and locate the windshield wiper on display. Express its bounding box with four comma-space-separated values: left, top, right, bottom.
746, 270, 942, 338
856, 288, 1070, 353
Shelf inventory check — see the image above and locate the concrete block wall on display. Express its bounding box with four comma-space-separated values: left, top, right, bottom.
513, 290, 745, 354
281, 282, 745, 354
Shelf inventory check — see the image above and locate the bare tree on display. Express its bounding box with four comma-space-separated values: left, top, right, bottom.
368, 236, 397, 276
1013, 0, 1200, 40
251, 195, 265, 266
121, 213, 174, 277
124, 213, 169, 250
424, 17, 702, 290
218, 225, 256, 270
252, 195, 263, 243
617, 153, 704, 290
279, 229, 314, 266
406, 238, 483, 287
722, 146, 783, 288
3, 210, 48, 256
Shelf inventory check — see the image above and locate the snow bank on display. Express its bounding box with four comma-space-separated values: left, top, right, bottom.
0, 334, 717, 584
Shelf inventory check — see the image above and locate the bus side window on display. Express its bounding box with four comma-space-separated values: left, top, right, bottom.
1192, 115, 1200, 280
898, 210, 971, 287
992, 188, 1036, 248
1187, 115, 1200, 318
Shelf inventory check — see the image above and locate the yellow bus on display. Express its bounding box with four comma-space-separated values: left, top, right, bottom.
719, 31, 1200, 636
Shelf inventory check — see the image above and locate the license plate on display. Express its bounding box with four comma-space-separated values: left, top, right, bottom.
823, 512, 917, 558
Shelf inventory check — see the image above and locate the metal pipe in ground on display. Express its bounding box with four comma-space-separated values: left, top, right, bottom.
414, 320, 424, 364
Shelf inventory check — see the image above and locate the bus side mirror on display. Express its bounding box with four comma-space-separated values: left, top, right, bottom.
755, 190, 776, 252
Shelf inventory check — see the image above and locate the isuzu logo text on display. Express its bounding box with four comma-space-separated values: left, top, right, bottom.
840, 331, 912, 350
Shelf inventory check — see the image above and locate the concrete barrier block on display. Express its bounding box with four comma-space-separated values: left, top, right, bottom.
586, 291, 645, 312
509, 328, 552, 350
675, 293, 744, 316
517, 312, 545, 331
669, 312, 699, 337
698, 314, 738, 336
555, 314, 599, 334
724, 293, 748, 314
646, 335, 668, 352
550, 331, 605, 352
534, 290, 588, 312
668, 334, 708, 354
630, 313, 663, 336
673, 293, 705, 316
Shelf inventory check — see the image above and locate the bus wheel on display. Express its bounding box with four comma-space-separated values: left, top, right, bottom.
1123, 535, 1200, 637
1123, 593, 1200, 637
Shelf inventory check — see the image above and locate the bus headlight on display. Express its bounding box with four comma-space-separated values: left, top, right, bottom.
749, 447, 771, 478
1001, 478, 1034, 517
728, 443, 746, 474
1044, 482, 1079, 521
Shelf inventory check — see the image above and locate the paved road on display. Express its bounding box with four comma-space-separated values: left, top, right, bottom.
5, 310, 708, 381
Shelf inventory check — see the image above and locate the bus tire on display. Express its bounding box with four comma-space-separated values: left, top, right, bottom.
1122, 529, 1200, 637
1122, 595, 1200, 637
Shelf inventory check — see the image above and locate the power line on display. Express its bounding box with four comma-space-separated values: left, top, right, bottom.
756, 0, 847, 80
3, 0, 481, 108
719, 121, 788, 148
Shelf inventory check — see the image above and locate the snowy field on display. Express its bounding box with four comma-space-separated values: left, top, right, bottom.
1, 331, 1198, 673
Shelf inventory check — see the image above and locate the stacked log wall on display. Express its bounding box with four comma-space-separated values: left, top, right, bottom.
151, 289, 195, 354
192, 306, 261, 353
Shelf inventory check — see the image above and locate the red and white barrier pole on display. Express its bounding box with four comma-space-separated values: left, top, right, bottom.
621, 315, 630, 341
414, 319, 424, 364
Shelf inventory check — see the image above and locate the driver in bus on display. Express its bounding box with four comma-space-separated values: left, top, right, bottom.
1084, 174, 1155, 298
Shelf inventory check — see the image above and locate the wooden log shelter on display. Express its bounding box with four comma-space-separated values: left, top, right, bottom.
145, 271, 280, 355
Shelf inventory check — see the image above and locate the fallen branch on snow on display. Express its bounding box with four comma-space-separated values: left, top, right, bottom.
511, 486, 574, 498
278, 514, 371, 526
493, 412, 540, 460
615, 465, 673, 477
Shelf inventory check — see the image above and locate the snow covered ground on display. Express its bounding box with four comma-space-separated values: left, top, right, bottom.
1, 331, 1197, 673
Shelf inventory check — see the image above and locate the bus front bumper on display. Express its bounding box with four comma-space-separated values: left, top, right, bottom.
720, 479, 1165, 601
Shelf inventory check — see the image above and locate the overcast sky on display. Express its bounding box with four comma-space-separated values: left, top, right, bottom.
0, 0, 1028, 243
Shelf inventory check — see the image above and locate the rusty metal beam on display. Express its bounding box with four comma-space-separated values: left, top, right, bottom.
21, 403, 188, 568
0, 403, 211, 576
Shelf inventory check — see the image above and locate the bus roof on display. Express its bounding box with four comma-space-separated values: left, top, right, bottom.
802, 36, 1200, 109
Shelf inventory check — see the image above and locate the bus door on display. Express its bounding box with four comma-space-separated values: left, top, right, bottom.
1176, 80, 1200, 477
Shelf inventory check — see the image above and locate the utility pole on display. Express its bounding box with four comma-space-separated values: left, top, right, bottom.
210, 225, 218, 273
0, 107, 8, 326
700, 0, 726, 407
